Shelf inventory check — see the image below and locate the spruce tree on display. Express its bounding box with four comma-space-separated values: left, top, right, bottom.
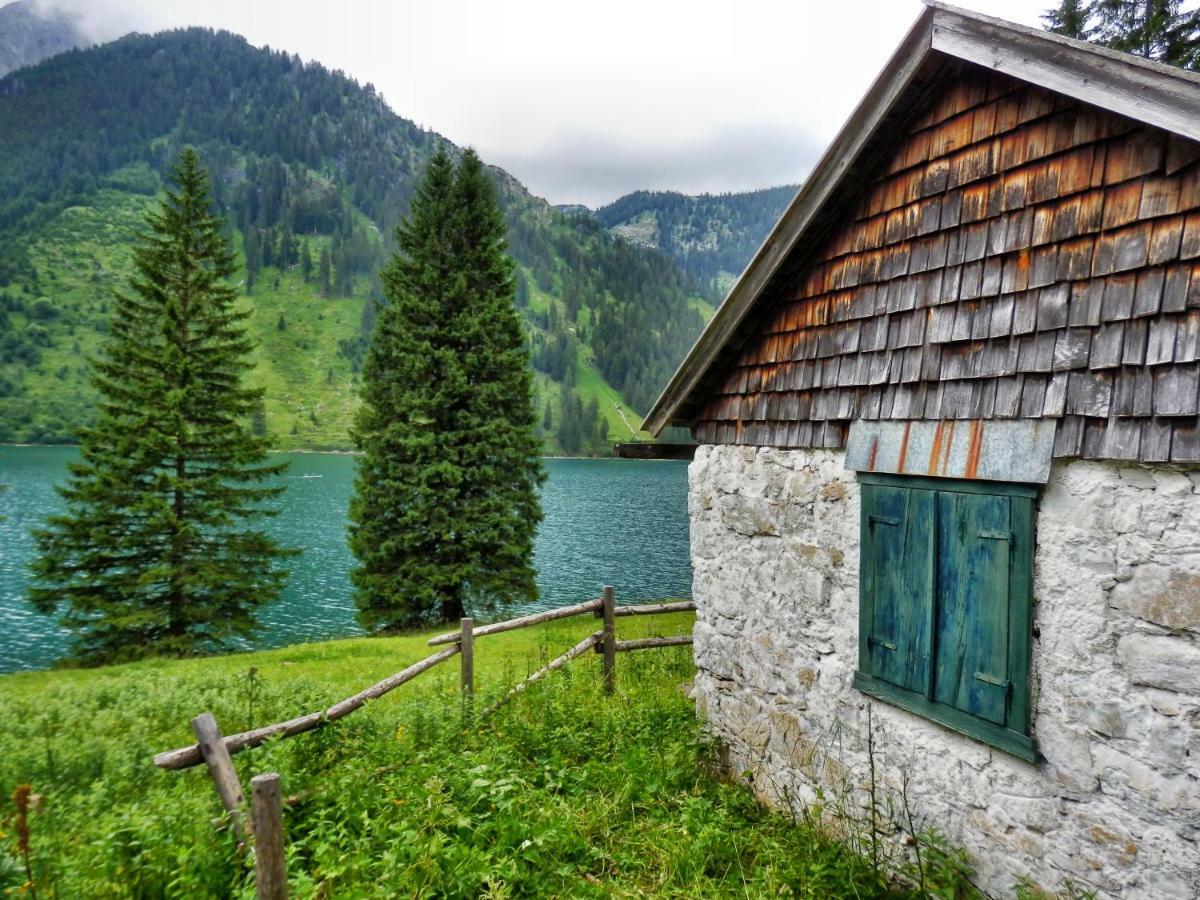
30, 148, 294, 664
1044, 0, 1090, 38
1043, 0, 1200, 67
318, 247, 332, 296
300, 239, 313, 282
349, 147, 544, 629
1092, 0, 1200, 66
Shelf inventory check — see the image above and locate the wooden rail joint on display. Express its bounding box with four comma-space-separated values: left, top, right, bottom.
154, 591, 697, 772
427, 597, 603, 647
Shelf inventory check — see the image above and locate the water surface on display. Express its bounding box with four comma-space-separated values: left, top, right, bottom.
0, 447, 692, 672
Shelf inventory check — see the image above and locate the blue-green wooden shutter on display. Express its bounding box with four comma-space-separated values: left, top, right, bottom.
934, 491, 1012, 726
860, 484, 933, 695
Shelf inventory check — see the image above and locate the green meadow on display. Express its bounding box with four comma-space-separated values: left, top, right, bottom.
0, 611, 968, 898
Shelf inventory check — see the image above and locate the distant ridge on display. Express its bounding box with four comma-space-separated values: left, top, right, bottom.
0, 0, 88, 77
0, 27, 709, 453
594, 185, 798, 294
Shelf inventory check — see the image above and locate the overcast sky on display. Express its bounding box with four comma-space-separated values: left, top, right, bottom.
37, 0, 1051, 207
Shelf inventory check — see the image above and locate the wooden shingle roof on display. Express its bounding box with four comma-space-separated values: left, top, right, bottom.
643, 2, 1200, 463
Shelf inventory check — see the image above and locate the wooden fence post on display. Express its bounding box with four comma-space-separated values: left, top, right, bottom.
460, 617, 474, 701
191, 712, 245, 833
251, 773, 287, 900
602, 585, 616, 694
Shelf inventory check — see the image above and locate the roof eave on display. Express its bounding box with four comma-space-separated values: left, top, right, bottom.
928, 2, 1200, 144
642, 7, 938, 435
642, 0, 1200, 437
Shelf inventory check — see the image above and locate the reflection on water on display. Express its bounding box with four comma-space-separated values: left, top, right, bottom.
0, 447, 693, 672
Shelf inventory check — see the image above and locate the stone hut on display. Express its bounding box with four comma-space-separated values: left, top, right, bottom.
643, 3, 1200, 896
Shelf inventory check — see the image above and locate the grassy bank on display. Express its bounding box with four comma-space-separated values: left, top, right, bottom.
1, 614, 956, 898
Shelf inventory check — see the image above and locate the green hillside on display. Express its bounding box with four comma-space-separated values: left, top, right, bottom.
594, 186, 798, 296
0, 29, 713, 453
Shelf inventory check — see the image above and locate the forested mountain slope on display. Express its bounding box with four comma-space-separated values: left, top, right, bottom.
0, 28, 710, 452
0, 0, 86, 77
594, 186, 797, 295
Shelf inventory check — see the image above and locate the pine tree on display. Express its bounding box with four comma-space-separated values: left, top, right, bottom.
244, 228, 261, 294
332, 238, 353, 296
583, 396, 600, 446
29, 148, 294, 664
300, 239, 313, 283
1092, 0, 1200, 66
349, 148, 544, 629
556, 389, 583, 454
1043, 0, 1090, 38
318, 246, 332, 296
1043, 0, 1200, 67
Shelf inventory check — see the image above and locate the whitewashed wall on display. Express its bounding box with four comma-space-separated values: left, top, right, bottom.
688, 444, 1200, 898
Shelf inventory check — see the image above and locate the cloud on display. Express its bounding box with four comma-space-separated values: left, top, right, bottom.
31, 0, 151, 44
491, 122, 823, 209
20, 0, 1054, 206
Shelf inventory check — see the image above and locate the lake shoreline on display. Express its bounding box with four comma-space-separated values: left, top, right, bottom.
1, 443, 684, 462
0, 448, 694, 673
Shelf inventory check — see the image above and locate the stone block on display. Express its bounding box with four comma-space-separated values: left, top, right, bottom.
1152, 468, 1194, 497
1119, 633, 1200, 693
1113, 565, 1200, 631
993, 795, 1064, 833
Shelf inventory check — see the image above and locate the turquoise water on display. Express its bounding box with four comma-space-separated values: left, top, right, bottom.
0, 447, 693, 673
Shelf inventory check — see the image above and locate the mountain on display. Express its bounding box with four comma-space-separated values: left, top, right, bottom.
594, 186, 797, 296
0, 27, 711, 453
0, 0, 87, 77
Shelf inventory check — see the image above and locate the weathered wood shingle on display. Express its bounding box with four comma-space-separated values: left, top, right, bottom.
688, 64, 1200, 463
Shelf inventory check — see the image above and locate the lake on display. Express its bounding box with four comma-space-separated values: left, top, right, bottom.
0, 447, 693, 673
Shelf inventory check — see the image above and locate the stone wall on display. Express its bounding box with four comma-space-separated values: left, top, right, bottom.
688, 444, 1200, 898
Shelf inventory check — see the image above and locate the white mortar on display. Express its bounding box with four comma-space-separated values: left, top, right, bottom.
688, 444, 1200, 898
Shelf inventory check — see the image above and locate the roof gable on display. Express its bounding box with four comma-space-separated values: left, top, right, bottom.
643, 1, 1200, 437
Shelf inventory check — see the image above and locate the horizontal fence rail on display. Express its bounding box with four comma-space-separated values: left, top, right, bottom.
152, 586, 695, 896
426, 598, 603, 646
613, 600, 696, 617
155, 645, 460, 770
428, 598, 696, 646
612, 635, 694, 652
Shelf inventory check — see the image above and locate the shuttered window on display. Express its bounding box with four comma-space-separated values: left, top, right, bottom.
854, 474, 1036, 762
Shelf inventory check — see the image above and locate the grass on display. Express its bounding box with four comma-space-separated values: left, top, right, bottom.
0, 612, 946, 898
523, 271, 644, 451
572, 347, 649, 443
1, 184, 664, 456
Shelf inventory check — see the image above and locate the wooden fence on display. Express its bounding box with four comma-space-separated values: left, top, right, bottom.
151, 587, 694, 898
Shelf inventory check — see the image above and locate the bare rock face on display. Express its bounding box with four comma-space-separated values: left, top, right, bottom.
688, 445, 1200, 899
0, 1, 88, 79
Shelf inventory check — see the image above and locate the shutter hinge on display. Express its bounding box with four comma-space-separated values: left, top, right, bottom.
978, 530, 1012, 541
869, 514, 900, 527
974, 671, 1010, 690
868, 635, 897, 651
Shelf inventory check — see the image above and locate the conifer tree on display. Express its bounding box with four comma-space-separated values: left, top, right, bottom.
556, 389, 584, 454
1044, 0, 1090, 38
318, 246, 332, 296
300, 239, 313, 283
349, 147, 544, 629
30, 148, 294, 664
1043, 0, 1200, 67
